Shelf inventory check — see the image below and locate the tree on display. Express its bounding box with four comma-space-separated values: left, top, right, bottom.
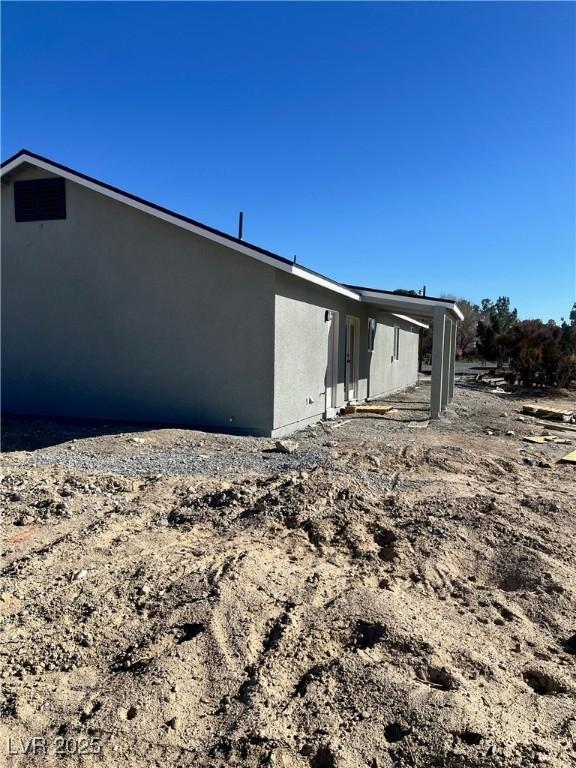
560, 303, 576, 354
504, 317, 576, 389
419, 294, 479, 362
458, 300, 481, 357
440, 296, 480, 357
476, 296, 518, 366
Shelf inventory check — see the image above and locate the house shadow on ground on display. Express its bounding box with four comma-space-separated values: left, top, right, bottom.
1, 413, 155, 452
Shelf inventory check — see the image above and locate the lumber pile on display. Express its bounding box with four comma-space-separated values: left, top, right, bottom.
344, 404, 394, 415
521, 405, 574, 422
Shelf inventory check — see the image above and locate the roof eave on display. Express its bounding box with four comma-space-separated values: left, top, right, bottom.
357, 289, 463, 322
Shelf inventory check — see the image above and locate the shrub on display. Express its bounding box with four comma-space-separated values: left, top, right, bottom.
505, 319, 576, 389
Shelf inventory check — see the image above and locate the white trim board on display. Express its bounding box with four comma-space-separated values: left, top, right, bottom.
392, 313, 429, 330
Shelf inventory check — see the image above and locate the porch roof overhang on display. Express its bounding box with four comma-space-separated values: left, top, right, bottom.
348, 286, 464, 323
347, 286, 462, 421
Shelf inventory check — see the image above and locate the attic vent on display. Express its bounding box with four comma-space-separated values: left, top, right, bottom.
14, 178, 66, 222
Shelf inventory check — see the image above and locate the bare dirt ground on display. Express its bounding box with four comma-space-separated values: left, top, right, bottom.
1, 380, 575, 768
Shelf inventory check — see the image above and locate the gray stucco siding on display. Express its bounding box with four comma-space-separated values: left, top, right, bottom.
1, 166, 276, 433
273, 274, 362, 434
367, 315, 419, 399
272, 274, 421, 435
2, 163, 422, 437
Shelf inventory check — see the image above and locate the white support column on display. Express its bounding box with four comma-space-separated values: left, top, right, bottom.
430, 307, 446, 420
448, 320, 457, 403
441, 317, 451, 412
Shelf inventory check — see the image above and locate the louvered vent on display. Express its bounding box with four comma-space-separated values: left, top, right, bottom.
14, 178, 66, 222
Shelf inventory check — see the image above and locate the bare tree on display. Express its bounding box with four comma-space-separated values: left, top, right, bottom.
440, 295, 480, 358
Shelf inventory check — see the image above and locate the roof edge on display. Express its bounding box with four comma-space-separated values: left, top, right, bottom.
355, 287, 464, 322
1, 149, 360, 302
345, 284, 455, 305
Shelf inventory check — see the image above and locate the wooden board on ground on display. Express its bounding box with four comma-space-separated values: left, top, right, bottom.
523, 436, 572, 445
344, 404, 394, 415
535, 420, 576, 433
559, 450, 576, 464
522, 405, 574, 421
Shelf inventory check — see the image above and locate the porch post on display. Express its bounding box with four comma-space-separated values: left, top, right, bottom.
441, 317, 451, 412
430, 307, 446, 420
448, 320, 457, 402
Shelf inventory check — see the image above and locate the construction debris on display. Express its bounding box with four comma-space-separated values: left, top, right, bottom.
535, 420, 576, 433
559, 449, 576, 464
523, 436, 572, 445
522, 405, 574, 422
476, 373, 507, 386
344, 404, 394, 415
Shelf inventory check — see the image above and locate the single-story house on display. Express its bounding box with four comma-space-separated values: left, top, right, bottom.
1, 150, 462, 437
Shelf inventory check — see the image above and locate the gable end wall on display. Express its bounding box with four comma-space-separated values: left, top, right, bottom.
1, 165, 275, 434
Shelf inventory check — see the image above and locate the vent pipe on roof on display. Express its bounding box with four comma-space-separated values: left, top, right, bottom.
238, 211, 244, 240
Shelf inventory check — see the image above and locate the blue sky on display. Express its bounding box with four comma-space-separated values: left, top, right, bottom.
2, 1, 574, 321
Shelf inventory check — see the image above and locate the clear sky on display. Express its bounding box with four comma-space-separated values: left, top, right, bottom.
2, 1, 574, 321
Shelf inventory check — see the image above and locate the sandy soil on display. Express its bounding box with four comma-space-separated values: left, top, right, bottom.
1, 381, 575, 768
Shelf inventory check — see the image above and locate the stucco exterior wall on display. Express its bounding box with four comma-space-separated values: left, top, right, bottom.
272, 273, 420, 436
1, 165, 276, 434
368, 315, 419, 399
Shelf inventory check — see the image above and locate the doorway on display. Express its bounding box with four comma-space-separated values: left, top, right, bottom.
345, 315, 360, 401
325, 310, 339, 418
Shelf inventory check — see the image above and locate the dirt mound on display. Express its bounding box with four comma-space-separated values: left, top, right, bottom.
1, 386, 576, 767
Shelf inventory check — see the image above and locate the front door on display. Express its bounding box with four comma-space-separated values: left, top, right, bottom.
345, 316, 360, 401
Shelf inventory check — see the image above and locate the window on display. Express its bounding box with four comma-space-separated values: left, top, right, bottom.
393, 326, 400, 360
14, 178, 66, 222
368, 317, 376, 352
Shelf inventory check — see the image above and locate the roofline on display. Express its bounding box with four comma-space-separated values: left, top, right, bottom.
355, 287, 464, 321
1, 150, 464, 318
1, 149, 360, 301
345, 284, 455, 304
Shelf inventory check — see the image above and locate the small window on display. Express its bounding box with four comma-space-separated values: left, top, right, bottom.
14, 178, 66, 222
393, 326, 400, 360
368, 317, 376, 352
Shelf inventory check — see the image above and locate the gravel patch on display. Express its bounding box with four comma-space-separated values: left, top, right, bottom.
20, 444, 331, 477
